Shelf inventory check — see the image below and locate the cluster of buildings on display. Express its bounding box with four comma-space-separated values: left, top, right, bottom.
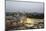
6, 15, 44, 30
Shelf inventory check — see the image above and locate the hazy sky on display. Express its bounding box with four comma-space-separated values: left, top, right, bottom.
6, 1, 44, 13
6, 0, 43, 2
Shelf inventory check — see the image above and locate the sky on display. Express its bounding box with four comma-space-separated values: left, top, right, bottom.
6, 0, 43, 2
6, 0, 44, 13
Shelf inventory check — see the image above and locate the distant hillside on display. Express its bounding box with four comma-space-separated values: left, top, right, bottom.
5, 12, 44, 19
